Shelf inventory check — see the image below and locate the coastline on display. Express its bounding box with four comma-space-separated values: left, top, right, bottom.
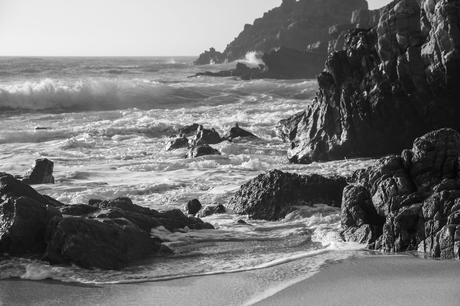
1, 254, 459, 306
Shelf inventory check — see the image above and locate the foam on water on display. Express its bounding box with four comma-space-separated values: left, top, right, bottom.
0, 57, 376, 286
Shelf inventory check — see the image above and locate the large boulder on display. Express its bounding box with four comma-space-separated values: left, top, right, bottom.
228, 170, 347, 220
185, 199, 202, 216
191, 125, 222, 146
22, 158, 55, 185
341, 129, 460, 259
285, 0, 460, 164
165, 135, 189, 151
44, 217, 160, 270
0, 196, 61, 256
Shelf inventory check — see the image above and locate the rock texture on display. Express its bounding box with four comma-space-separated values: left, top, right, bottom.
223, 123, 257, 141
341, 129, 460, 259
285, 0, 460, 163
0, 174, 213, 269
22, 158, 55, 185
228, 170, 347, 220
194, 48, 225, 65
187, 145, 221, 159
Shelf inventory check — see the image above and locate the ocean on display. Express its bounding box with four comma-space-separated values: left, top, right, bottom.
0, 56, 375, 285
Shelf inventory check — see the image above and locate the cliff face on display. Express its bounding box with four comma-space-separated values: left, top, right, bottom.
283, 0, 460, 164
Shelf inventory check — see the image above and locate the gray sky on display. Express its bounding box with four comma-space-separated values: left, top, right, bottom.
0, 0, 392, 56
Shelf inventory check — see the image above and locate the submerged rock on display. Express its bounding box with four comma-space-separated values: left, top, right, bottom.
187, 145, 221, 159
22, 159, 55, 185
341, 128, 460, 259
198, 204, 226, 218
228, 170, 347, 220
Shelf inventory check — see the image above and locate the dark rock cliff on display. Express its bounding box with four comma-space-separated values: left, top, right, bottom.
282, 0, 460, 164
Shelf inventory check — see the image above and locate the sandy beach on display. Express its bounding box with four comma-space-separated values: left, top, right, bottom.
1, 254, 459, 306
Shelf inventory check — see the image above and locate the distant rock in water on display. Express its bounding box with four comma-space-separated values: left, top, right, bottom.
196, 0, 368, 66
198, 204, 226, 218
285, 0, 460, 164
178, 123, 200, 137
191, 125, 222, 146
165, 135, 189, 151
224, 123, 257, 141
228, 170, 347, 220
342, 128, 460, 260
186, 199, 202, 216
187, 145, 221, 159
22, 158, 55, 185
194, 48, 225, 65
0, 173, 214, 270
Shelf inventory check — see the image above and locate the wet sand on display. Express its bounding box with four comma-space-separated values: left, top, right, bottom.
1, 255, 459, 306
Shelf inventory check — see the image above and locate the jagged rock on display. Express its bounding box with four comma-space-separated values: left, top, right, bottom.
185, 199, 202, 216
0, 196, 61, 256
224, 123, 257, 141
22, 159, 55, 185
60, 204, 99, 216
44, 217, 160, 270
191, 125, 222, 146
165, 135, 189, 151
178, 123, 200, 136
228, 170, 347, 220
187, 145, 221, 159
285, 0, 460, 164
342, 128, 460, 259
275, 111, 305, 142
198, 204, 226, 218
194, 48, 225, 65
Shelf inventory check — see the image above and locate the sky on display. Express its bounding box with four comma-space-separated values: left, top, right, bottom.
0, 0, 392, 56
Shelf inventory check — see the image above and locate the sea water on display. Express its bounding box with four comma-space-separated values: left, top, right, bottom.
0, 57, 376, 285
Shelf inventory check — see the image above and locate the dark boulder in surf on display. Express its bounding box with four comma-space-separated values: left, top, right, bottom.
191, 125, 223, 146
228, 170, 347, 220
165, 135, 189, 151
44, 217, 160, 270
186, 199, 202, 216
341, 129, 460, 259
22, 158, 55, 185
224, 123, 257, 141
178, 123, 200, 137
187, 145, 221, 159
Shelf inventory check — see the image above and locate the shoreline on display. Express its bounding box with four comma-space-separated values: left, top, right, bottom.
1, 254, 459, 306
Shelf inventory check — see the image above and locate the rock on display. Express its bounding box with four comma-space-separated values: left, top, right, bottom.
178, 123, 200, 136
286, 0, 460, 164
341, 128, 460, 259
187, 145, 221, 159
198, 204, 226, 218
60, 204, 99, 216
0, 196, 61, 256
275, 111, 305, 142
191, 125, 222, 146
165, 135, 189, 151
224, 123, 257, 141
44, 217, 160, 270
185, 199, 202, 216
228, 170, 347, 220
236, 219, 248, 225
217, 0, 367, 62
194, 48, 225, 65
22, 159, 55, 185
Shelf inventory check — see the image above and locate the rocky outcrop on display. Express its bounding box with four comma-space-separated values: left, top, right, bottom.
187, 145, 221, 158
228, 170, 347, 220
194, 48, 225, 65
208, 0, 367, 63
341, 129, 460, 259
285, 0, 460, 164
191, 125, 222, 146
22, 159, 55, 185
165, 135, 189, 151
0, 173, 214, 269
